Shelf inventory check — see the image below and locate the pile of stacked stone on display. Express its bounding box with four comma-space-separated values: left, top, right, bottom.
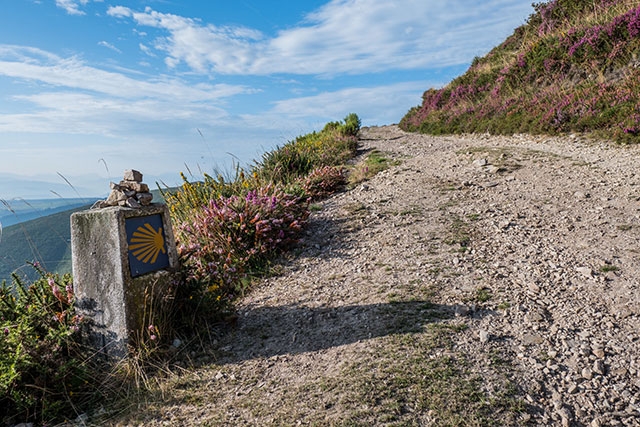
95, 169, 153, 209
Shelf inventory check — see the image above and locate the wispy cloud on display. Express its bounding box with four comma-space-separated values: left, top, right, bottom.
108, 0, 532, 76
107, 6, 263, 73
0, 92, 228, 136
139, 43, 156, 57
98, 41, 121, 54
0, 45, 251, 101
0, 45, 254, 136
55, 0, 89, 16
273, 81, 434, 120
242, 81, 439, 132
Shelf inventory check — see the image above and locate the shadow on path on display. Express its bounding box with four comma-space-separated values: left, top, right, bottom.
216, 300, 463, 364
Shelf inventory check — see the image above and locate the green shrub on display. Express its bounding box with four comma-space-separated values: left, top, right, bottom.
253, 113, 360, 185
0, 268, 91, 424
255, 142, 318, 184
341, 112, 362, 136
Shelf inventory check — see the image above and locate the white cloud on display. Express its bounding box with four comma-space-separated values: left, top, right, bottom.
0, 92, 229, 135
105, 5, 130, 18
108, 0, 533, 76
0, 45, 255, 137
0, 45, 59, 63
55, 0, 89, 15
139, 43, 156, 57
98, 41, 121, 53
0, 45, 252, 102
108, 6, 264, 74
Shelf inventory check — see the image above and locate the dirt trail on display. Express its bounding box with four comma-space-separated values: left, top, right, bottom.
115, 126, 640, 426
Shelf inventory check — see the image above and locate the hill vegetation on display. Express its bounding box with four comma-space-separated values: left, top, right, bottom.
401, 0, 640, 143
0, 206, 86, 284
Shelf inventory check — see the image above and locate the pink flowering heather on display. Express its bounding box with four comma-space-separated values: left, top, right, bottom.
400, 0, 640, 142
178, 186, 310, 298
48, 277, 66, 304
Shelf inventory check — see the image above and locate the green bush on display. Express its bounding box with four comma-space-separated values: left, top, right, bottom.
341, 112, 362, 136
253, 113, 359, 185
0, 268, 91, 424
256, 142, 318, 184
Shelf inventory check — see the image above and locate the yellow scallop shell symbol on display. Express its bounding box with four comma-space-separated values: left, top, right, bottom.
129, 223, 166, 264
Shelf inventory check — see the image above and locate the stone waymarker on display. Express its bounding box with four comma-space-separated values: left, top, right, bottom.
71, 170, 179, 359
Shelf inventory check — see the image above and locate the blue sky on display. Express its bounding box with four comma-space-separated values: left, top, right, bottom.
0, 0, 534, 199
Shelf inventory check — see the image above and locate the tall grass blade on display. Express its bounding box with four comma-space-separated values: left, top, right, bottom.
57, 172, 86, 202
98, 158, 110, 176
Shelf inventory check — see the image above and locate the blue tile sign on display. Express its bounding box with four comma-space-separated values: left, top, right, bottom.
125, 214, 170, 277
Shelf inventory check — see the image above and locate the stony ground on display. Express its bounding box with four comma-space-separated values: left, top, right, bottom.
111, 126, 640, 426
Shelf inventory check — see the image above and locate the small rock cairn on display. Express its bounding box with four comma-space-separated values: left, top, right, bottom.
93, 169, 153, 209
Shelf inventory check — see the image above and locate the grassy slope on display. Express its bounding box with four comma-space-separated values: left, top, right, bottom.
0, 206, 86, 283
401, 0, 640, 143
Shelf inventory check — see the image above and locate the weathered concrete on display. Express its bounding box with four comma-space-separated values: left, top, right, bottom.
71, 204, 179, 359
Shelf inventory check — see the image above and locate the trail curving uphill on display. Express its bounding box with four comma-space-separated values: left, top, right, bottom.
116, 126, 640, 426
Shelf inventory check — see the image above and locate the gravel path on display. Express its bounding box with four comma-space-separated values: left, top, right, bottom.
352, 126, 640, 426
116, 125, 640, 426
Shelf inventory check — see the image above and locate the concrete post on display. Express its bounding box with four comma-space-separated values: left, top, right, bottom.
71, 204, 179, 359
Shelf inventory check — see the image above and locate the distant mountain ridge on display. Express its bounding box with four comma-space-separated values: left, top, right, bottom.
0, 172, 109, 201
0, 198, 96, 228
0, 204, 90, 284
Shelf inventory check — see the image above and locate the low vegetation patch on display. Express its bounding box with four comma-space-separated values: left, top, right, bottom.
328, 329, 524, 426
348, 149, 397, 186
0, 268, 90, 424
401, 0, 640, 143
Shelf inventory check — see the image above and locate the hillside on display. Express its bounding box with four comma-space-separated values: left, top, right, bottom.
0, 205, 89, 283
401, 0, 640, 143
0, 198, 92, 228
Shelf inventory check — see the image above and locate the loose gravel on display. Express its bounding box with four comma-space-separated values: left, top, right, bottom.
111, 125, 640, 426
